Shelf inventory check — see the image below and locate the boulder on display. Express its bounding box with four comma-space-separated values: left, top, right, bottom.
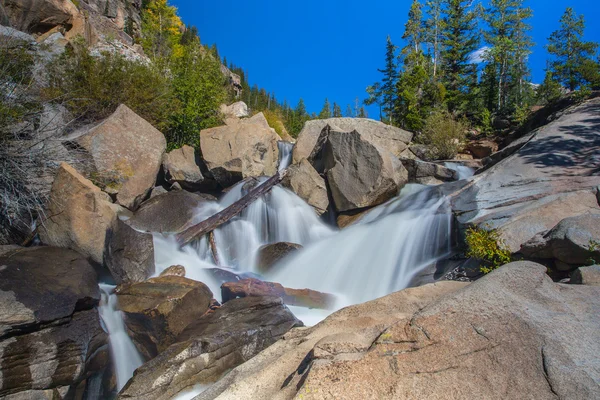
39, 162, 122, 265
449, 98, 600, 252
204, 267, 242, 285
220, 101, 249, 119
159, 265, 186, 277
162, 145, 204, 190
281, 159, 329, 215
221, 278, 334, 309
401, 159, 457, 183
116, 275, 214, 359
324, 128, 409, 212
467, 139, 499, 158
200, 113, 280, 187
0, 247, 107, 398
75, 104, 167, 210
408, 144, 433, 161
118, 296, 302, 400
292, 118, 412, 164
201, 263, 600, 399
125, 190, 212, 234
105, 219, 155, 284
3, 0, 79, 34
336, 208, 371, 228
257, 242, 303, 274
571, 265, 600, 286
520, 214, 600, 266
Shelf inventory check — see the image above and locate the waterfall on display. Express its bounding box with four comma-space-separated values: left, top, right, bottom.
444, 162, 475, 180
98, 284, 144, 391
277, 141, 293, 171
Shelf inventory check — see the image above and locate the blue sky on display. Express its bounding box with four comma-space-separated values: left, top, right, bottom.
170, 0, 600, 117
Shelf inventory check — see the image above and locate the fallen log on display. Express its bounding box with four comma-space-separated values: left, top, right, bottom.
176, 171, 286, 247
221, 278, 335, 310
208, 231, 220, 266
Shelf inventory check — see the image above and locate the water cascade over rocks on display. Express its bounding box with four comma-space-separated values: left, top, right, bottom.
277, 141, 294, 171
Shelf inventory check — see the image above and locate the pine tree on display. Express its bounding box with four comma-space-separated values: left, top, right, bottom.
318, 98, 332, 119
365, 83, 383, 120
440, 0, 479, 113
378, 36, 398, 124
536, 70, 563, 105
358, 106, 368, 118
424, 0, 444, 79
547, 7, 599, 91
141, 0, 183, 62
345, 104, 353, 117
333, 102, 343, 117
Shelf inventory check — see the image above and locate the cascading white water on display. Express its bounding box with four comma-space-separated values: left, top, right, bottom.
98, 284, 144, 391
444, 162, 475, 180
277, 141, 294, 171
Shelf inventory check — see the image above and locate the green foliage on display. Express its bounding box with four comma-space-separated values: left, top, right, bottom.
140, 0, 183, 62
332, 102, 342, 118
465, 225, 512, 274
318, 98, 331, 119
586, 239, 600, 266
547, 7, 599, 91
377, 36, 398, 124
45, 38, 173, 130
262, 109, 285, 137
418, 110, 466, 160
478, 108, 494, 136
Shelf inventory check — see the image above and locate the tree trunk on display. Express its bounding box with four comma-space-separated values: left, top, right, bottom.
176, 171, 286, 247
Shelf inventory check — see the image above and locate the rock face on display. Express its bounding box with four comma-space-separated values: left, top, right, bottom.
125, 190, 211, 234
118, 296, 302, 400
200, 113, 280, 187
466, 139, 499, 158
221, 278, 334, 309
105, 219, 155, 284
257, 242, 303, 274
0, 247, 108, 398
39, 162, 122, 265
281, 159, 329, 215
571, 265, 600, 286
324, 128, 409, 212
520, 214, 600, 267
220, 101, 249, 119
76, 104, 167, 210
200, 262, 600, 400
162, 145, 204, 190
293, 118, 413, 164
116, 276, 214, 359
3, 0, 78, 34
159, 265, 186, 277
450, 98, 600, 252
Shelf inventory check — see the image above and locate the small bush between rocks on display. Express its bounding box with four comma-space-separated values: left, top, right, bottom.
418, 110, 466, 160
465, 225, 512, 274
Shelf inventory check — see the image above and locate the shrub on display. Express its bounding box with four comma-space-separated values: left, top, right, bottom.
465, 225, 512, 274
44, 38, 175, 131
262, 109, 285, 137
418, 110, 466, 160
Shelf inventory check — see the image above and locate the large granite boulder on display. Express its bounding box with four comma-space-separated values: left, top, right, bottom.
162, 145, 204, 190
257, 242, 303, 274
125, 190, 212, 234
571, 265, 600, 286
467, 139, 499, 158
39, 162, 122, 265
520, 214, 600, 267
220, 101, 249, 119
199, 262, 600, 399
105, 219, 155, 284
116, 276, 214, 359
118, 296, 302, 400
449, 98, 600, 252
75, 104, 167, 210
281, 159, 329, 215
0, 247, 108, 398
292, 118, 413, 164
200, 113, 280, 187
401, 158, 458, 184
324, 128, 409, 212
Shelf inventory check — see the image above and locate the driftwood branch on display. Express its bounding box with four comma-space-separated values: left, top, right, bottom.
208, 231, 220, 266
176, 171, 286, 247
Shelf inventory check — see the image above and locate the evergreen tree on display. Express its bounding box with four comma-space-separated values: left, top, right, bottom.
141, 0, 183, 62
358, 106, 368, 118
440, 0, 479, 113
547, 7, 599, 91
345, 104, 353, 117
536, 70, 562, 105
424, 0, 444, 79
333, 102, 343, 117
318, 98, 332, 119
365, 83, 383, 120
377, 36, 398, 123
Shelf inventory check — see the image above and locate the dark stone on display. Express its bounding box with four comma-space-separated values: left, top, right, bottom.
105, 219, 155, 285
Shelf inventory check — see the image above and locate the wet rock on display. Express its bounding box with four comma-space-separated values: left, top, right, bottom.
401, 158, 457, 183
293, 118, 412, 164
221, 278, 334, 309
520, 214, 600, 266
200, 113, 280, 187
105, 219, 155, 284
39, 162, 122, 265
204, 267, 242, 285
257, 242, 303, 274
324, 128, 408, 212
202, 263, 600, 399
159, 265, 186, 277
75, 104, 167, 210
281, 158, 329, 215
118, 296, 302, 400
125, 190, 212, 234
116, 275, 214, 359
162, 145, 204, 190
336, 208, 372, 228
571, 265, 600, 286
466, 139, 499, 158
